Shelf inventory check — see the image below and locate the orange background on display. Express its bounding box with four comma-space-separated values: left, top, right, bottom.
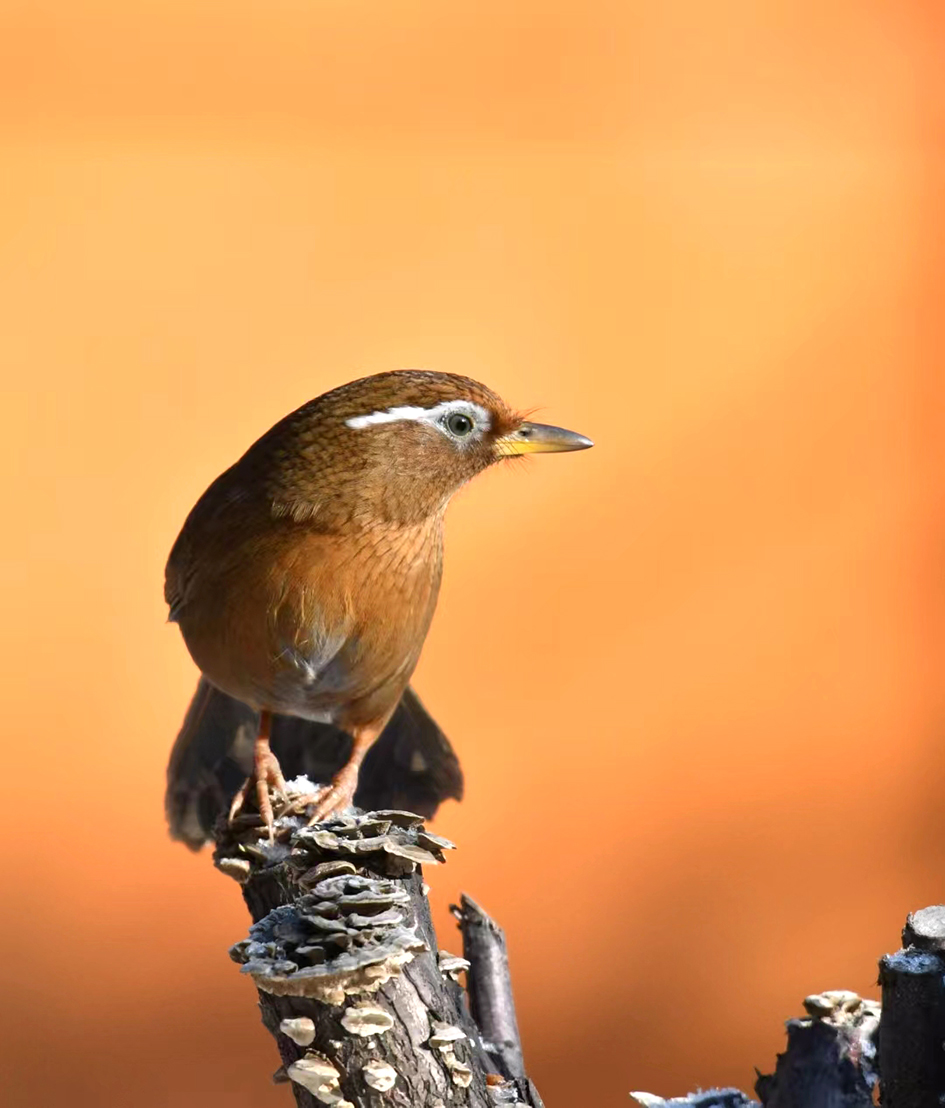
2, 2, 944, 1105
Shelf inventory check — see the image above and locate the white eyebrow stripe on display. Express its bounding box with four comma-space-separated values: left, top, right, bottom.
346, 399, 492, 432
346, 405, 430, 428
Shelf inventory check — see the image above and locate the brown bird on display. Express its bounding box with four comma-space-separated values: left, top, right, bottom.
165, 370, 591, 835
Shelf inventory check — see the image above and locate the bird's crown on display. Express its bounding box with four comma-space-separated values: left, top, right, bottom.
230, 370, 591, 529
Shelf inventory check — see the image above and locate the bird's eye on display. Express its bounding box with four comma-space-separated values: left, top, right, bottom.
445, 412, 475, 437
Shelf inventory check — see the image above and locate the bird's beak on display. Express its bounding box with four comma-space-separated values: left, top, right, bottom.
494, 421, 594, 456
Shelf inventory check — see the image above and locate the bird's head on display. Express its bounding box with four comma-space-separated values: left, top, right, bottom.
254, 370, 592, 528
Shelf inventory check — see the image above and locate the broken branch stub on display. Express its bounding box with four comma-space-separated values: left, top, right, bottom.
879, 906, 945, 1108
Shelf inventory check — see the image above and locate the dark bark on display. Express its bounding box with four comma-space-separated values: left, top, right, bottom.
878, 908, 945, 1108
215, 808, 542, 1108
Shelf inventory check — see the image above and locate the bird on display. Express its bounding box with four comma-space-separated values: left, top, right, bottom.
164, 369, 592, 837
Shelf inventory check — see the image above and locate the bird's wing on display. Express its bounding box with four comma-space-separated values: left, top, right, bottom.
164, 466, 253, 622
355, 685, 464, 815
163, 539, 190, 624
165, 678, 463, 850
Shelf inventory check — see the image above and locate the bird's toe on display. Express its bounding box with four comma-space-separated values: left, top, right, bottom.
307, 773, 358, 825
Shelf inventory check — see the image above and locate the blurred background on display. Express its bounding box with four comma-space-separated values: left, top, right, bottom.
2, 1, 943, 1105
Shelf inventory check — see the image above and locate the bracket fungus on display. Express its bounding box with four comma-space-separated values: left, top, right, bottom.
289, 810, 455, 878
340, 1003, 395, 1037
428, 1023, 466, 1049
216, 808, 453, 883
449, 1061, 473, 1088
230, 873, 426, 1004
228, 811, 453, 1003
437, 951, 471, 981
215, 856, 252, 883
279, 1016, 316, 1046
428, 1022, 472, 1088
287, 1054, 353, 1105
362, 1059, 398, 1092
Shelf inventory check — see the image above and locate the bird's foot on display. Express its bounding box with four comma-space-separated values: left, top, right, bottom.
306, 764, 359, 825
228, 744, 288, 843
277, 779, 327, 819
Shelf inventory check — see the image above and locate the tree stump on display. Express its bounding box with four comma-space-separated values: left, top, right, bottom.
215, 807, 542, 1108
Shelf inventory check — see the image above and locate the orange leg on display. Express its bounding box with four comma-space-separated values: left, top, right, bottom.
307, 723, 382, 824
228, 711, 287, 839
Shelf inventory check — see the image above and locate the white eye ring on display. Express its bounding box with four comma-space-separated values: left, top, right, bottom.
444, 411, 475, 437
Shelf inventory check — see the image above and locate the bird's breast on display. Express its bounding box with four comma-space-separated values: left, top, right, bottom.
177, 516, 444, 728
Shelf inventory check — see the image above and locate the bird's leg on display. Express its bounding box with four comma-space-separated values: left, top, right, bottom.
307, 723, 383, 824
228, 710, 287, 840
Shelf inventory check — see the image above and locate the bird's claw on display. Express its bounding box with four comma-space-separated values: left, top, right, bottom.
306, 767, 359, 825
229, 746, 289, 843
272, 777, 356, 825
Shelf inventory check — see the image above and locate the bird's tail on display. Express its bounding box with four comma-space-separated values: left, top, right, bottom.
165, 678, 464, 850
